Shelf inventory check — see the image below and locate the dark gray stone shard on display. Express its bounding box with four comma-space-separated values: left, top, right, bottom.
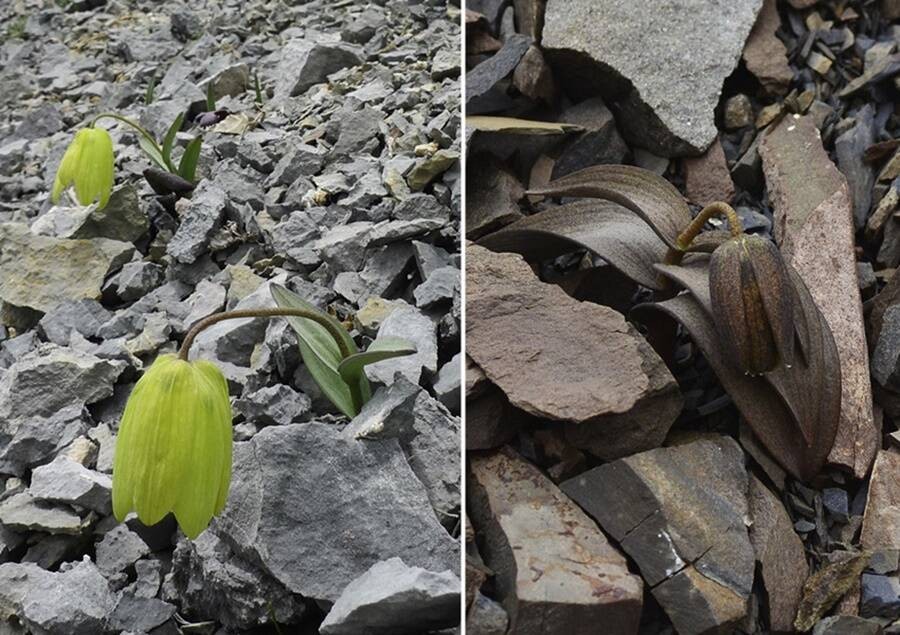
213, 423, 459, 603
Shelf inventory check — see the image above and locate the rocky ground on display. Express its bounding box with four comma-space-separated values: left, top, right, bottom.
0, 0, 462, 633
465, 0, 900, 633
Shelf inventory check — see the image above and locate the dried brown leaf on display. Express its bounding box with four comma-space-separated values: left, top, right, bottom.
478, 200, 668, 289
525, 164, 693, 249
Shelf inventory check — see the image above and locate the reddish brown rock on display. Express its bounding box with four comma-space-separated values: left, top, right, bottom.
466, 245, 681, 458
760, 114, 877, 479
561, 436, 754, 635
469, 447, 643, 634
743, 0, 793, 95
748, 475, 808, 632
861, 451, 900, 550
683, 138, 736, 206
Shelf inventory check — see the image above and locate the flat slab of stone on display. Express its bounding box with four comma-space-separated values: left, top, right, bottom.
561, 436, 754, 635
760, 114, 877, 478
0, 222, 133, 317
748, 475, 808, 631
742, 0, 793, 95
862, 451, 900, 550
469, 447, 643, 634
0, 558, 116, 635
542, 0, 762, 156
213, 423, 458, 603
319, 557, 459, 635
466, 245, 680, 457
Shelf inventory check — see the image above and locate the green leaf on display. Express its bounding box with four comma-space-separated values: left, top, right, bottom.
270, 284, 366, 418
337, 337, 417, 387
178, 137, 202, 182
138, 135, 167, 171
161, 113, 184, 171
145, 73, 157, 105
206, 82, 216, 111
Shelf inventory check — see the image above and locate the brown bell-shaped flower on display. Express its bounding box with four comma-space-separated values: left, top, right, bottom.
709, 234, 794, 375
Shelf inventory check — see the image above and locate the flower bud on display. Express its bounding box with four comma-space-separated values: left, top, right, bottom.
51, 127, 115, 209
112, 354, 232, 539
709, 235, 794, 375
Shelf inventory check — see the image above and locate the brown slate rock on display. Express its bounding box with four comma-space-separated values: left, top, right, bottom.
742, 0, 793, 95
551, 97, 629, 179
466, 384, 518, 451
561, 436, 754, 635
861, 451, 900, 551
512, 45, 555, 103
760, 114, 877, 479
683, 138, 736, 207
469, 447, 643, 635
748, 475, 808, 632
466, 245, 680, 454
794, 552, 870, 632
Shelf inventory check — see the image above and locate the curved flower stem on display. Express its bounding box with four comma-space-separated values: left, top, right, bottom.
179, 308, 353, 362
664, 201, 744, 268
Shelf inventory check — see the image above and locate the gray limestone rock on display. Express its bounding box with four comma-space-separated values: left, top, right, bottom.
434, 353, 461, 414
38, 299, 112, 346
0, 558, 116, 635
0, 492, 86, 535
234, 383, 311, 426
29, 455, 112, 514
542, 0, 763, 156
345, 378, 460, 526
96, 525, 151, 576
109, 593, 176, 633
274, 39, 364, 99
213, 423, 459, 602
114, 261, 165, 302
166, 181, 227, 264
320, 557, 460, 634
171, 531, 307, 629
414, 266, 459, 308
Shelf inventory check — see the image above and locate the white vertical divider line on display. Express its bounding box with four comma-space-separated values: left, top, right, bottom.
458, 0, 468, 631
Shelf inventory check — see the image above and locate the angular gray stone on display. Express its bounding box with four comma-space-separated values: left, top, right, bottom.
0, 404, 88, 476
213, 423, 458, 602
366, 304, 438, 385
345, 378, 460, 526
267, 144, 325, 186
0, 558, 116, 635
274, 39, 364, 99
467, 592, 509, 635
466, 34, 531, 104
29, 455, 112, 514
110, 593, 176, 633
561, 436, 754, 635
320, 557, 459, 635
114, 260, 165, 302
0, 492, 86, 535
542, 0, 763, 156
434, 353, 461, 414
234, 384, 311, 426
861, 573, 900, 619
469, 447, 643, 633
38, 299, 112, 346
166, 181, 227, 264
414, 266, 459, 308
96, 525, 151, 576
171, 531, 307, 629
813, 615, 885, 635
835, 105, 877, 229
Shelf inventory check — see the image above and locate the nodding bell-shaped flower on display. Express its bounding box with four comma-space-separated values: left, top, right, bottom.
112, 354, 232, 539
51, 127, 115, 209
709, 234, 794, 376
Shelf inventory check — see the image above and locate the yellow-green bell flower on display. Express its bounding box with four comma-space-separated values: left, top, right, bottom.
112, 354, 232, 539
51, 127, 115, 209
